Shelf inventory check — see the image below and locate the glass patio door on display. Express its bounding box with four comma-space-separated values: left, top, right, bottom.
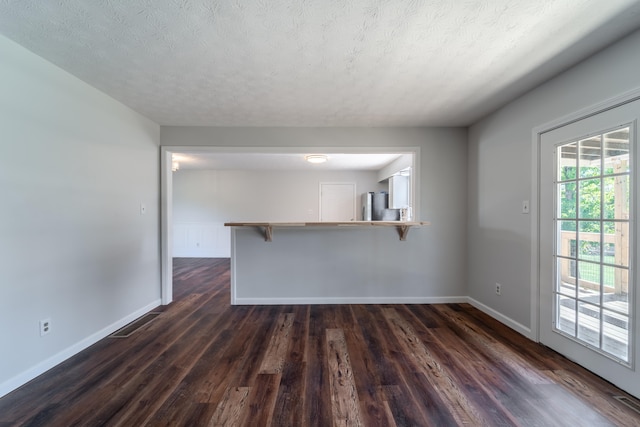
539, 99, 639, 398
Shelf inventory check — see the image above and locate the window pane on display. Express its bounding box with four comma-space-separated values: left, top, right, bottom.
603, 222, 629, 267
579, 179, 601, 219
602, 309, 629, 362
603, 266, 629, 313
557, 258, 576, 297
578, 221, 600, 261
603, 176, 630, 220
577, 261, 600, 301
557, 221, 575, 257
603, 127, 630, 176
556, 295, 576, 337
558, 141, 577, 181
579, 135, 601, 178
558, 182, 576, 218
577, 301, 600, 348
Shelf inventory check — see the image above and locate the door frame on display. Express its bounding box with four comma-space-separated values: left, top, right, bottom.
531, 87, 640, 342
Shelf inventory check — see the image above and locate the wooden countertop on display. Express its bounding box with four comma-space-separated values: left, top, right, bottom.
224, 221, 430, 241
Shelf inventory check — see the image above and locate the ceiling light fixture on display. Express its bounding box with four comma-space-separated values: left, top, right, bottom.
305, 154, 328, 164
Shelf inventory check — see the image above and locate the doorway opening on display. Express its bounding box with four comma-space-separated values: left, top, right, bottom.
161, 147, 419, 305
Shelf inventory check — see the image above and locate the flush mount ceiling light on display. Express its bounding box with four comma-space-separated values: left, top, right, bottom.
305, 154, 328, 164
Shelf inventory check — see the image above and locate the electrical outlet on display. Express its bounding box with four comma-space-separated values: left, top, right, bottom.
495, 283, 502, 296
40, 318, 51, 336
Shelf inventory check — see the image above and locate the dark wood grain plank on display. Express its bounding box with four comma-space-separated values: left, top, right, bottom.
351, 305, 438, 425
303, 305, 333, 427
426, 305, 562, 425
546, 369, 640, 426
208, 386, 250, 426
259, 312, 294, 374
146, 306, 269, 426
326, 328, 363, 426
383, 384, 434, 427
433, 304, 554, 384
382, 307, 487, 426
240, 373, 281, 427
270, 305, 309, 426
343, 307, 395, 426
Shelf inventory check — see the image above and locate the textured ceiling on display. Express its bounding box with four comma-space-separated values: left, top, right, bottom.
1, 0, 640, 127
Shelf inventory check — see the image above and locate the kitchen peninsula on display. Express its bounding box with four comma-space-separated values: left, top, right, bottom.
225, 221, 434, 305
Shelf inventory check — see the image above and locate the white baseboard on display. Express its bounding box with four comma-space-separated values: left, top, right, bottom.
233, 296, 468, 305
0, 299, 162, 399
466, 297, 534, 340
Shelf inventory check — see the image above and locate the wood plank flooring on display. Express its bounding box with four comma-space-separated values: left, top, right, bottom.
1, 258, 639, 426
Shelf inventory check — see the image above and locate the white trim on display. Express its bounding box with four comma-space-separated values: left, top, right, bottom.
234, 296, 468, 305
530, 86, 640, 344
160, 147, 173, 305
412, 150, 420, 221
530, 129, 541, 341
0, 299, 161, 399
467, 297, 534, 339
632, 120, 639, 373
230, 229, 237, 305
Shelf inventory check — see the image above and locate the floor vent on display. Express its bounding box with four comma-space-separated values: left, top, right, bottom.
614, 396, 640, 414
109, 312, 161, 338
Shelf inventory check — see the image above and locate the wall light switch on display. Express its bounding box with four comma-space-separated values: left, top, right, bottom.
522, 200, 529, 214
140, 203, 146, 215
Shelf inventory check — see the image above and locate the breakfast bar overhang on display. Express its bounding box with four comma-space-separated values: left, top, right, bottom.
224, 221, 430, 242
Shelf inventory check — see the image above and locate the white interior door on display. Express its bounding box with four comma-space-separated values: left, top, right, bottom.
539, 99, 639, 397
320, 182, 356, 221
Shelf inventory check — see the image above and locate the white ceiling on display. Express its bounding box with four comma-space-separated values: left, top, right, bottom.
172, 152, 404, 171
2, 1, 640, 127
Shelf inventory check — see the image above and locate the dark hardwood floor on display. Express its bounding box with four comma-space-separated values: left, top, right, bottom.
1, 258, 639, 426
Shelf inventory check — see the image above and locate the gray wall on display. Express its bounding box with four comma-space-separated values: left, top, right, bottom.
233, 226, 455, 303
172, 169, 386, 257
467, 28, 640, 329
0, 35, 161, 395
163, 127, 469, 301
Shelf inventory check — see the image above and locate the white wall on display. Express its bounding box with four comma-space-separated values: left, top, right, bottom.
172, 168, 385, 257
162, 127, 468, 301
0, 35, 161, 396
467, 29, 640, 332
